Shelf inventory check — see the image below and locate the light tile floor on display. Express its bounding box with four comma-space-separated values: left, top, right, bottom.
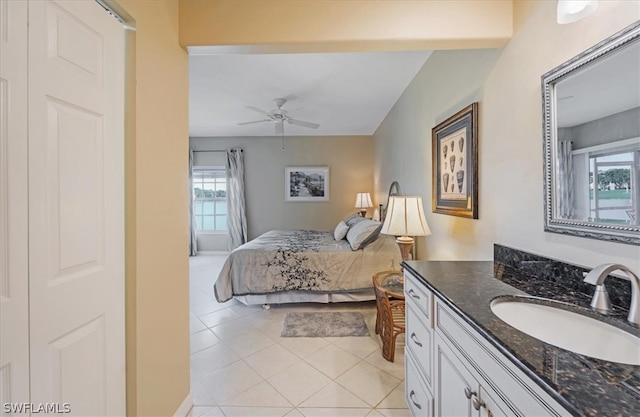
188, 254, 409, 417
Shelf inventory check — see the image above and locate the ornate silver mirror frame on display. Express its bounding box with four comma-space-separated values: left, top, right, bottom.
542, 21, 640, 245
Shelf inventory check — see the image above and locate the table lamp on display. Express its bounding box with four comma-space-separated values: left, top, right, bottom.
381, 196, 431, 262
354, 192, 373, 217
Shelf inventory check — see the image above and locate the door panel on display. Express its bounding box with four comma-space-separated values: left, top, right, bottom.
47, 4, 104, 83
47, 98, 104, 278
0, 0, 30, 412
48, 316, 106, 416
28, 1, 125, 415
436, 338, 476, 417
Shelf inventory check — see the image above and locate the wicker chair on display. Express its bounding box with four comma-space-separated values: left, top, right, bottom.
373, 276, 406, 362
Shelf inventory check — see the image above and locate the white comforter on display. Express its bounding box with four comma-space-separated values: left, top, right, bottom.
214, 230, 401, 303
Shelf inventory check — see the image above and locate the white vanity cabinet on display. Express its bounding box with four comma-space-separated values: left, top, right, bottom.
406, 352, 434, 417
435, 335, 510, 417
404, 271, 435, 416
404, 268, 570, 417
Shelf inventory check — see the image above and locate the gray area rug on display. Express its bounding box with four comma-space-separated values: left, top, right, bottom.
281, 311, 370, 337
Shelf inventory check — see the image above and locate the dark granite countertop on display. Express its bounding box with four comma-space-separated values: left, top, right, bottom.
403, 260, 640, 417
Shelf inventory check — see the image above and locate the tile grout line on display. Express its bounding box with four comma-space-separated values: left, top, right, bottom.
189, 255, 409, 415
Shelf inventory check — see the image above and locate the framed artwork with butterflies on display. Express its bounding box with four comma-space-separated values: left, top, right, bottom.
431, 102, 478, 219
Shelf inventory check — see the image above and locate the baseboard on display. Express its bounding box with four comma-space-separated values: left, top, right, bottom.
173, 392, 193, 417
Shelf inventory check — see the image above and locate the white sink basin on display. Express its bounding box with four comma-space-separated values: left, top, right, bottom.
490, 297, 640, 365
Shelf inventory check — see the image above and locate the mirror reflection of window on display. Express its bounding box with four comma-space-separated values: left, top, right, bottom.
589, 151, 636, 224
570, 141, 639, 226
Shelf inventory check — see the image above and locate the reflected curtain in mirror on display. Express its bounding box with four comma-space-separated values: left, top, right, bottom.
558, 141, 574, 219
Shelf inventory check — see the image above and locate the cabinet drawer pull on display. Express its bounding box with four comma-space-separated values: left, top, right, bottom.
472, 396, 486, 411
408, 289, 421, 300
410, 332, 423, 347
409, 390, 422, 410
464, 387, 474, 399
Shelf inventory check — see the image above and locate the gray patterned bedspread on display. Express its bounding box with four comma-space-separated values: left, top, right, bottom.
214, 230, 401, 302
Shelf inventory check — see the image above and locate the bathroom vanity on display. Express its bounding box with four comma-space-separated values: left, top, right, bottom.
403, 258, 640, 417
401, 19, 640, 417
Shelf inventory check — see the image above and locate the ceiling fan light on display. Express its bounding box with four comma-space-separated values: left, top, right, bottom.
238, 98, 320, 134
557, 0, 598, 24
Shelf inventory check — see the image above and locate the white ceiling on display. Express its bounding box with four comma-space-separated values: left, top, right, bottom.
188, 50, 432, 137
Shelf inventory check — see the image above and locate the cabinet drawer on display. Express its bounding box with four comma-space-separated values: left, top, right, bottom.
407, 303, 433, 388
406, 349, 434, 417
404, 271, 433, 323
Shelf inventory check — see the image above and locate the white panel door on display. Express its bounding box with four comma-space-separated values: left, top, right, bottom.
435, 339, 476, 417
27, 1, 125, 416
0, 0, 30, 413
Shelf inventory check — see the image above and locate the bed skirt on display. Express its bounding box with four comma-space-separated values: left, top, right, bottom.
233, 288, 375, 306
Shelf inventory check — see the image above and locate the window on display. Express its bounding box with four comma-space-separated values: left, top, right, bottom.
192, 168, 227, 232
588, 149, 638, 224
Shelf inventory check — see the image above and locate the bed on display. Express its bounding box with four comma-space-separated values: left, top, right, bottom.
214, 182, 403, 305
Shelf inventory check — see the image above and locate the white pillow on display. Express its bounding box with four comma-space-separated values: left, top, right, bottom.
346, 219, 383, 250
344, 213, 365, 227
334, 221, 350, 240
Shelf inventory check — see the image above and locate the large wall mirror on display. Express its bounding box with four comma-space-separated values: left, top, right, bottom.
542, 21, 640, 245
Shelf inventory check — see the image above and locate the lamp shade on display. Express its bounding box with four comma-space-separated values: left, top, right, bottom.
354, 192, 373, 209
557, 0, 598, 24
381, 196, 431, 237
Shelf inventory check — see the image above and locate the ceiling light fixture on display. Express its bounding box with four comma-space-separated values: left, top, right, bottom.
557, 0, 598, 24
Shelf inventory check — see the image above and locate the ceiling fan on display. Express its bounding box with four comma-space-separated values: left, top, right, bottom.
238, 98, 320, 135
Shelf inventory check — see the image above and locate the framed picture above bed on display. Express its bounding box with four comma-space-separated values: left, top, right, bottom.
285, 166, 330, 202
431, 102, 478, 219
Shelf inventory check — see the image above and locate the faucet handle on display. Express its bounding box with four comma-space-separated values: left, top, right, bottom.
583, 263, 618, 285
589, 284, 612, 315
583, 263, 640, 325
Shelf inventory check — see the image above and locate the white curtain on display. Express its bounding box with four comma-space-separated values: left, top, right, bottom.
189, 149, 198, 256
226, 148, 247, 251
558, 141, 574, 218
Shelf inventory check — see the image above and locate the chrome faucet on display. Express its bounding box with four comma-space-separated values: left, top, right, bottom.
583, 264, 640, 326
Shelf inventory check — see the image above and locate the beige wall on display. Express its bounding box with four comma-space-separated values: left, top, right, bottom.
374, 0, 640, 270
481, 0, 640, 269
114, 1, 510, 415
373, 48, 501, 259
191, 136, 375, 249
111, 1, 640, 415
117, 1, 191, 416
179, 0, 512, 52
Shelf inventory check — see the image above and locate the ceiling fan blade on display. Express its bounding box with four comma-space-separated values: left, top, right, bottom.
288, 118, 320, 129
245, 106, 270, 116
275, 121, 284, 135
237, 119, 271, 126
286, 106, 304, 114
